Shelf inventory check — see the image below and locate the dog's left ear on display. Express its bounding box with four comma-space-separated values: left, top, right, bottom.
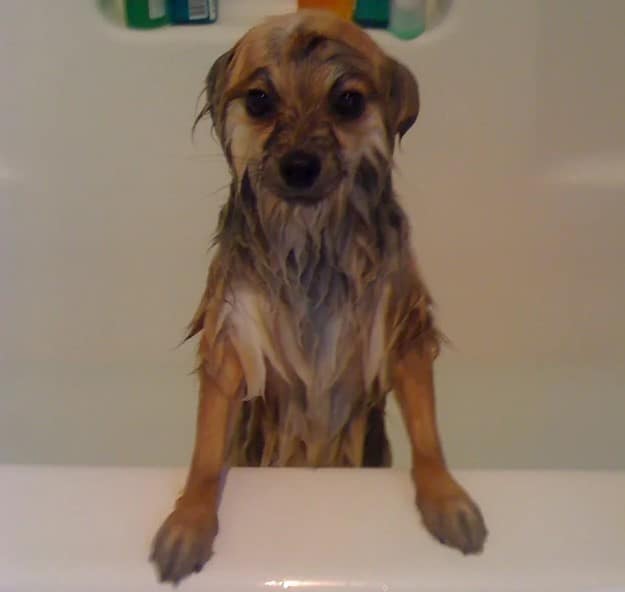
386, 58, 420, 141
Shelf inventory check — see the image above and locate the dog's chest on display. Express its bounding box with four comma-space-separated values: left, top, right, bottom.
226, 282, 389, 434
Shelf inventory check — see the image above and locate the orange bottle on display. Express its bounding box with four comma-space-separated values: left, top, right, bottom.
297, 0, 356, 20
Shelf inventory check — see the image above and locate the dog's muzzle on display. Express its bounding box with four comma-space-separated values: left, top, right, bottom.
261, 142, 342, 205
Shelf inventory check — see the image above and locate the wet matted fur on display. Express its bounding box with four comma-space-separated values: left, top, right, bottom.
188, 12, 439, 467
150, 11, 487, 585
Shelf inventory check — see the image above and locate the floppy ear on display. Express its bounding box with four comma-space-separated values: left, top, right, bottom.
206, 49, 234, 117
386, 58, 420, 141
193, 48, 235, 138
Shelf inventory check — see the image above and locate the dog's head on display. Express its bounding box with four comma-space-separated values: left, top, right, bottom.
199, 10, 418, 207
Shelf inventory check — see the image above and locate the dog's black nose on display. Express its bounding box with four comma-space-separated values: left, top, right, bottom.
279, 150, 321, 189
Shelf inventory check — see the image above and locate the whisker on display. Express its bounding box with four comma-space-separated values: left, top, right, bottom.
186, 152, 246, 162
210, 183, 231, 196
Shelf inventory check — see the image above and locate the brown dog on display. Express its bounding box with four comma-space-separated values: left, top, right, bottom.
150, 10, 487, 584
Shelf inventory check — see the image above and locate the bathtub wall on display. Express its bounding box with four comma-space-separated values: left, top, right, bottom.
1, 1, 624, 468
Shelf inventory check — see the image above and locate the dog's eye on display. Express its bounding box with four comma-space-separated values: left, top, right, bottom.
245, 89, 274, 118
332, 90, 366, 120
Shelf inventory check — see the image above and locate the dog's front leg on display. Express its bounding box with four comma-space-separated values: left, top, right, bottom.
151, 340, 243, 584
392, 349, 488, 554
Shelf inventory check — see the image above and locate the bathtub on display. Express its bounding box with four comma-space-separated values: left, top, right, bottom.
1, 465, 625, 591
1, 0, 624, 589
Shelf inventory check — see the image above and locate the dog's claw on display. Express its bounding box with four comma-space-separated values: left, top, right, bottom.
417, 482, 488, 555
150, 505, 218, 585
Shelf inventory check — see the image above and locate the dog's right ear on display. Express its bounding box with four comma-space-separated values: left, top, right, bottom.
206, 49, 235, 117
386, 58, 420, 142
194, 48, 235, 137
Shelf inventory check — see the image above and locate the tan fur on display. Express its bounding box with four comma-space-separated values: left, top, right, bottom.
151, 11, 487, 585
189, 11, 435, 467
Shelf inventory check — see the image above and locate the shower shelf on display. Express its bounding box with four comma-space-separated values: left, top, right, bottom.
98, 0, 452, 49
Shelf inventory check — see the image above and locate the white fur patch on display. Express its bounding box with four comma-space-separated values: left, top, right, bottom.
225, 102, 255, 180
226, 288, 287, 399
224, 282, 391, 435
362, 110, 390, 162
364, 284, 390, 391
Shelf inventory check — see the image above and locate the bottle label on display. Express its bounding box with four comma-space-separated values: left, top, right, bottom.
148, 0, 166, 19
188, 0, 210, 20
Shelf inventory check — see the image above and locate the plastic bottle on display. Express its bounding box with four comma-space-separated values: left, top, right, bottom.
169, 0, 217, 24
125, 0, 169, 28
354, 0, 390, 28
389, 0, 426, 39
297, 0, 356, 21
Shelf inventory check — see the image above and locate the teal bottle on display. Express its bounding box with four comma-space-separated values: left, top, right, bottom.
354, 0, 390, 29
389, 0, 426, 40
169, 0, 218, 24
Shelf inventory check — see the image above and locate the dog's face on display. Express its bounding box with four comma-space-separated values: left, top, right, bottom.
201, 11, 419, 207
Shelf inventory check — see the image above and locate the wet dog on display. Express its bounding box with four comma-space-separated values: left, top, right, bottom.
150, 10, 487, 584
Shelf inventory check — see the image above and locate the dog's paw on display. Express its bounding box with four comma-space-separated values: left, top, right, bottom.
416, 476, 488, 555
150, 504, 218, 585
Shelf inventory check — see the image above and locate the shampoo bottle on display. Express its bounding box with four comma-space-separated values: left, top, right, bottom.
169, 0, 217, 24
297, 0, 356, 21
389, 0, 426, 39
125, 0, 169, 28
354, 0, 390, 28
